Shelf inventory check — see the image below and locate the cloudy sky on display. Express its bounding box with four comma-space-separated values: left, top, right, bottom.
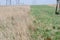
0, 0, 56, 5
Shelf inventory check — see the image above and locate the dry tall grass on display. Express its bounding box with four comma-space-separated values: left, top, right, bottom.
0, 6, 32, 40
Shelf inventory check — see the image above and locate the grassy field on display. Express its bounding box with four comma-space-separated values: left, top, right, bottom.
30, 5, 60, 40
0, 5, 60, 40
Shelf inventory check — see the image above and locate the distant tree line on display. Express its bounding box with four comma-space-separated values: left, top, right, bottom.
6, 0, 20, 5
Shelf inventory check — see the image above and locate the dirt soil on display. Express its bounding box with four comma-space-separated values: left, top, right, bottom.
48, 4, 56, 7
0, 6, 31, 40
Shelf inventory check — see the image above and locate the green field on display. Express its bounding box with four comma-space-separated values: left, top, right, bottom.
30, 5, 60, 40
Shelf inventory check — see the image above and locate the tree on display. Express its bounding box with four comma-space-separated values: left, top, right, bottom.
16, 0, 20, 5
6, 0, 11, 5
55, 0, 60, 15
10, 0, 11, 5
6, 0, 7, 5
32, 0, 36, 4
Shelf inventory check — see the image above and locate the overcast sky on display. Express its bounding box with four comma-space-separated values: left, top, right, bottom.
0, 0, 56, 5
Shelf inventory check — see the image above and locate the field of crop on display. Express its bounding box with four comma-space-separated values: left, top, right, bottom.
0, 5, 60, 40
30, 5, 60, 40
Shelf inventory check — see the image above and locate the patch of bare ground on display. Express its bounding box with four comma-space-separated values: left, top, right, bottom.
48, 4, 56, 7
0, 6, 33, 40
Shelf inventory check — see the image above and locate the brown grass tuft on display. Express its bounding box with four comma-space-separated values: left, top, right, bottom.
0, 6, 31, 40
